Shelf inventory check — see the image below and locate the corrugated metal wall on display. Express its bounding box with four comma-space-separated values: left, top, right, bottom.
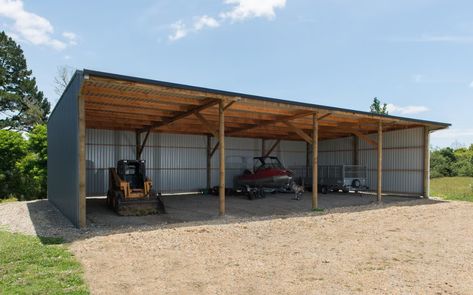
86, 127, 424, 196
86, 130, 307, 195
308, 127, 425, 194
48, 73, 83, 226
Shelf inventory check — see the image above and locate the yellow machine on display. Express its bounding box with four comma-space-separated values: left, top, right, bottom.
107, 160, 165, 215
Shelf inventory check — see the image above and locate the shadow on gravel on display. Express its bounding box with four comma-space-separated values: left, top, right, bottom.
25, 193, 445, 244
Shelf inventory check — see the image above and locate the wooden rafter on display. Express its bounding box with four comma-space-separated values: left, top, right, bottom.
284, 121, 313, 144
194, 112, 218, 138
227, 111, 315, 135
349, 129, 378, 147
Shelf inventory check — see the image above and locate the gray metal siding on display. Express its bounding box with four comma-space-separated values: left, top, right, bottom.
86, 127, 424, 195
86, 132, 309, 194
306, 127, 424, 194
47, 74, 82, 226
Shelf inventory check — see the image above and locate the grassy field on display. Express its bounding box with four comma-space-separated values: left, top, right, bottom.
0, 231, 88, 294
430, 177, 473, 202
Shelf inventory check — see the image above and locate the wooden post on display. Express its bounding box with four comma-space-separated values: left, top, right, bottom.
78, 94, 86, 228
219, 101, 225, 216
207, 135, 211, 191
353, 135, 359, 165
312, 113, 318, 210
423, 127, 430, 198
377, 121, 383, 202
135, 131, 141, 160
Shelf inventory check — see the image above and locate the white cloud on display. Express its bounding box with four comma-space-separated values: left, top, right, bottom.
62, 31, 77, 46
168, 0, 286, 41
220, 0, 286, 22
469, 81, 473, 88
0, 0, 76, 50
194, 15, 220, 31
169, 21, 188, 41
386, 103, 429, 115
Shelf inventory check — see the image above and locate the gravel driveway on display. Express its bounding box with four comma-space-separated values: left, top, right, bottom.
2, 199, 473, 294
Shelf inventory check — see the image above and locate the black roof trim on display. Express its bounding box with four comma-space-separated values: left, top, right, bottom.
82, 69, 450, 129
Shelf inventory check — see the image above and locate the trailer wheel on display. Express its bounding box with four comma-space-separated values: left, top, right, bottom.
248, 191, 256, 200
342, 188, 349, 193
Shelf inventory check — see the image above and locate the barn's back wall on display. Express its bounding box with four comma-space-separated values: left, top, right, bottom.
85, 127, 425, 195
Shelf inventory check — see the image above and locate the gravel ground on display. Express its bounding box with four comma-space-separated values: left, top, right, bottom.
2, 199, 473, 294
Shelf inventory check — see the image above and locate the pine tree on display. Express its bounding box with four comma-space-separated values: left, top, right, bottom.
0, 31, 50, 131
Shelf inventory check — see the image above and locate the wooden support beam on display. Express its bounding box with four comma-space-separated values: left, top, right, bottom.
210, 142, 219, 157
138, 130, 151, 159
263, 140, 281, 157
284, 121, 313, 144
350, 129, 378, 147
377, 121, 383, 202
312, 113, 319, 210
318, 113, 332, 121
227, 111, 314, 135
223, 100, 237, 111
195, 112, 218, 138
423, 126, 430, 198
219, 101, 225, 216
138, 99, 219, 133
207, 135, 211, 190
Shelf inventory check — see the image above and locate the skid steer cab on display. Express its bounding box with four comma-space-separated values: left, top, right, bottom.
107, 160, 165, 216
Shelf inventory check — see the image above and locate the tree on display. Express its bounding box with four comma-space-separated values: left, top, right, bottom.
16, 124, 48, 199
0, 31, 50, 132
0, 130, 27, 198
370, 97, 388, 115
53, 65, 74, 96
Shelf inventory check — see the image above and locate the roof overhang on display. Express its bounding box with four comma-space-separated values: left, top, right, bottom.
77, 69, 450, 141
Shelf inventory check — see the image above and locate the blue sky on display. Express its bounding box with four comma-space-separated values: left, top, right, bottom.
1, 0, 472, 147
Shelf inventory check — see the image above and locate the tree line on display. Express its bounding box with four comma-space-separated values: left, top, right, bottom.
1, 32, 50, 199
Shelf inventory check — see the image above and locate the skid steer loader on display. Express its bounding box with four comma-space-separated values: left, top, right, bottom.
107, 160, 165, 216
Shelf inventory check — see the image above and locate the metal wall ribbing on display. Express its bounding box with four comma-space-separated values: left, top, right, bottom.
86, 127, 425, 195
48, 72, 83, 226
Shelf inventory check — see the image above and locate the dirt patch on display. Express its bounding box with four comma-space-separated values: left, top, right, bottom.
68, 201, 473, 294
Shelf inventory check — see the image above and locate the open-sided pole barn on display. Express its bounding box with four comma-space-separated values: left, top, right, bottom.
48, 70, 450, 227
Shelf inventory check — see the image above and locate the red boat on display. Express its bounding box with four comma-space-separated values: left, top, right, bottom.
237, 157, 294, 189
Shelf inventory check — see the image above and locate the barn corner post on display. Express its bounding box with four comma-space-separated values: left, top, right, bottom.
78, 92, 86, 228
312, 113, 318, 210
219, 101, 225, 216
423, 126, 431, 198
377, 121, 383, 202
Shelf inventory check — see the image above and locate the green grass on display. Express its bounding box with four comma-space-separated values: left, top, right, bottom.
0, 231, 88, 294
0, 197, 17, 204
430, 177, 473, 202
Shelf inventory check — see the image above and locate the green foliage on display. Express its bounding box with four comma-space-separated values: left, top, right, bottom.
16, 125, 48, 199
369, 97, 388, 115
0, 230, 89, 294
0, 130, 27, 198
431, 145, 473, 178
430, 177, 473, 202
0, 125, 47, 200
0, 31, 50, 132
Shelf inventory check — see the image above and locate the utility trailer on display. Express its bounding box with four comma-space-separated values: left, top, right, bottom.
318, 165, 369, 194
